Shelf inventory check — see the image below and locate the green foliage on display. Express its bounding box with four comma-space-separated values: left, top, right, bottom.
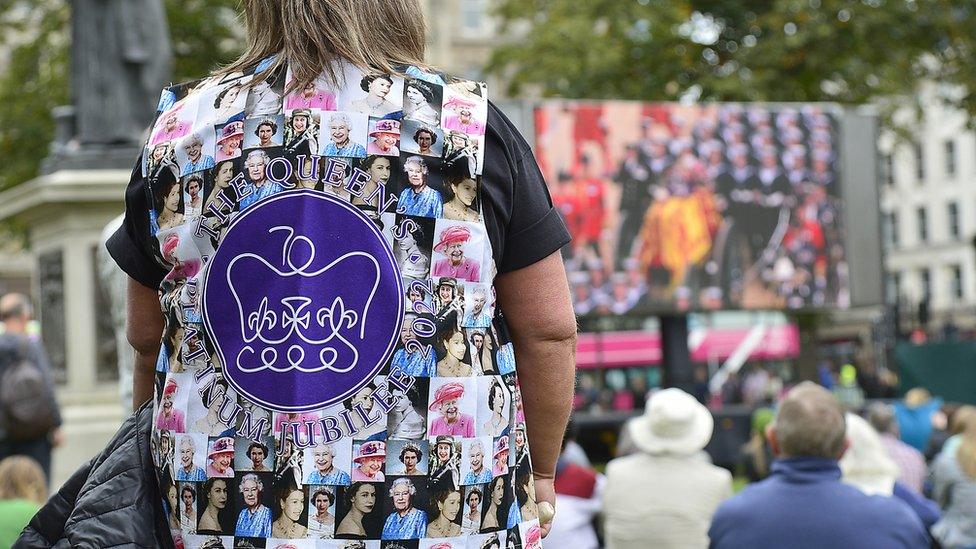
166, 0, 243, 82
488, 0, 974, 120
0, 3, 69, 191
0, 0, 244, 191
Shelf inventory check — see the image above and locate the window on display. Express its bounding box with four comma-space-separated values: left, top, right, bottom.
887, 271, 902, 303
916, 207, 928, 243
892, 212, 900, 246
951, 264, 964, 299
948, 201, 960, 240
883, 153, 894, 186
885, 211, 900, 247
915, 143, 925, 182
920, 268, 931, 299
460, 0, 488, 32
945, 140, 957, 177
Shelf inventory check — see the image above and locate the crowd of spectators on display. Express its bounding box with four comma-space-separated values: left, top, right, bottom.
573, 356, 902, 416
554, 378, 976, 548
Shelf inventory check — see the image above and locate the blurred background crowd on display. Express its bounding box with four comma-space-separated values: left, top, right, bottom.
3, 1, 976, 547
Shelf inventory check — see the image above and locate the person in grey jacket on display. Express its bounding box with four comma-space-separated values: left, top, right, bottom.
603, 388, 732, 548
930, 413, 976, 549
0, 293, 62, 481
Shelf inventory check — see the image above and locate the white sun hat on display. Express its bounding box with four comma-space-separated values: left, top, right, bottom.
629, 388, 714, 455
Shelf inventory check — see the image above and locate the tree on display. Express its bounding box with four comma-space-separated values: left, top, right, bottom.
0, 0, 242, 192
488, 0, 975, 119
165, 0, 242, 82
0, 2, 69, 192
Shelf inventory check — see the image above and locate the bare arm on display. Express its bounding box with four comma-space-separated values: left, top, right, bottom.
494, 251, 577, 479
126, 276, 164, 409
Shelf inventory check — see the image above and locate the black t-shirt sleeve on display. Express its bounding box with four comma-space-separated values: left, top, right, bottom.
481, 102, 571, 274
106, 156, 168, 289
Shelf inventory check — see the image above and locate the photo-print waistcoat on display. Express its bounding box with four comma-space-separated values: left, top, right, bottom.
142, 58, 543, 549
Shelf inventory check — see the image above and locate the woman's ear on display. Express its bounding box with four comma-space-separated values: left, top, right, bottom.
765, 423, 781, 456
836, 437, 851, 460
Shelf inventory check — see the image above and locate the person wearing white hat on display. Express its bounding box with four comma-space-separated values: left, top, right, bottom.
840, 413, 940, 534
603, 388, 732, 549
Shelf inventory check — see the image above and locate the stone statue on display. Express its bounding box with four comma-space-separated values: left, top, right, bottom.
70, 0, 172, 145
98, 214, 134, 413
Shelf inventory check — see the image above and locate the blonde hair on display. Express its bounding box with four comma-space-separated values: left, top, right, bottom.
955, 406, 976, 480
0, 456, 47, 504
950, 405, 976, 436
904, 387, 931, 408
217, 0, 428, 94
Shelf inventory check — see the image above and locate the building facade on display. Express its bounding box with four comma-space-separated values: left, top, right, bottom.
880, 83, 976, 327
422, 0, 500, 84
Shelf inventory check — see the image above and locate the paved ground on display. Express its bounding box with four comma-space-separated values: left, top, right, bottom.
50, 384, 127, 491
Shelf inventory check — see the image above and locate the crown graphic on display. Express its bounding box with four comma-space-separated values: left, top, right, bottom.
225, 225, 381, 375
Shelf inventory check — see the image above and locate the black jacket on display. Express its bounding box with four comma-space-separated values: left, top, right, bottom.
15, 402, 172, 548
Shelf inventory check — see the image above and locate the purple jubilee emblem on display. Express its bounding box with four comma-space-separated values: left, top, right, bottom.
202, 190, 403, 412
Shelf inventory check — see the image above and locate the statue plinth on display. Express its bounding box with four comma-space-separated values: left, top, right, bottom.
42, 145, 142, 174
0, 169, 132, 392
41, 106, 143, 174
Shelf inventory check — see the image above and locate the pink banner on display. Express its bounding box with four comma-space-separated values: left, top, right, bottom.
576, 325, 800, 369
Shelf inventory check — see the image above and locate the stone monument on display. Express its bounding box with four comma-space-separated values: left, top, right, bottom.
73, 0, 171, 144
46, 0, 172, 171
98, 214, 133, 412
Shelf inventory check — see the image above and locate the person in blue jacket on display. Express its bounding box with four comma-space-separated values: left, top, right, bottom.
709, 382, 929, 549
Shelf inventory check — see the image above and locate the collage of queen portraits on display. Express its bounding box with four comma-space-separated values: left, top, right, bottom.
143, 58, 543, 549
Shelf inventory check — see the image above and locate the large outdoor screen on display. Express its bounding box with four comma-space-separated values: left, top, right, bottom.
534, 102, 850, 314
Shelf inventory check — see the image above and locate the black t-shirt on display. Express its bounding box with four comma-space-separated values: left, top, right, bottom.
106, 100, 570, 288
